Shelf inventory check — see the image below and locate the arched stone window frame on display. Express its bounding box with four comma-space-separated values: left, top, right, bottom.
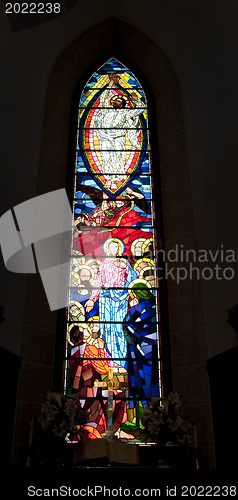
13, 18, 215, 467
61, 54, 172, 399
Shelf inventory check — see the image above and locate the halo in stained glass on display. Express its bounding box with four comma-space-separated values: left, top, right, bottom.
78, 59, 148, 198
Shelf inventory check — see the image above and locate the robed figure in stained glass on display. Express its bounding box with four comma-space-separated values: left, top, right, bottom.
96, 74, 145, 190
123, 280, 160, 405
85, 238, 137, 367
74, 186, 153, 257
67, 323, 127, 438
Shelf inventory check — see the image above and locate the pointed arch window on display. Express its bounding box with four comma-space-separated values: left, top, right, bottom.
64, 58, 163, 440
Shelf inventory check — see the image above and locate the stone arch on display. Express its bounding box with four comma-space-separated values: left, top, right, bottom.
13, 18, 215, 468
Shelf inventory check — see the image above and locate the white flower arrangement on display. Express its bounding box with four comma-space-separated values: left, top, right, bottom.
38, 391, 89, 440
141, 392, 194, 446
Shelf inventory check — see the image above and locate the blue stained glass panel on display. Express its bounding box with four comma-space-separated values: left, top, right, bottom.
64, 58, 162, 442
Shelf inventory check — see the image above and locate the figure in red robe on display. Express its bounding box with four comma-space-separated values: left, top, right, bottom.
73, 185, 153, 258
68, 324, 127, 438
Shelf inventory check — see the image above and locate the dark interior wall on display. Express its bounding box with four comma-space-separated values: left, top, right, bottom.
10, 18, 215, 469
207, 346, 238, 473
1, 1, 238, 360
0, 346, 21, 470
1, 1, 238, 472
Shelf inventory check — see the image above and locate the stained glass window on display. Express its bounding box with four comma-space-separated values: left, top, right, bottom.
64, 58, 162, 441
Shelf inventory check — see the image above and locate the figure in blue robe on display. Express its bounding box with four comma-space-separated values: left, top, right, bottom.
123, 282, 160, 406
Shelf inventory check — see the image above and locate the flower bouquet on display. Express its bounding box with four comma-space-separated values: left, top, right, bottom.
38, 391, 89, 441
34, 391, 90, 465
141, 392, 194, 447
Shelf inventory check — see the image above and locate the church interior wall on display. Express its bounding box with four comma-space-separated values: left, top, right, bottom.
0, 1, 237, 470
9, 16, 215, 468
1, 1, 237, 360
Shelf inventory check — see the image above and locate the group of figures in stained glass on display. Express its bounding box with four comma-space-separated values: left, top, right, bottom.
65, 59, 161, 440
